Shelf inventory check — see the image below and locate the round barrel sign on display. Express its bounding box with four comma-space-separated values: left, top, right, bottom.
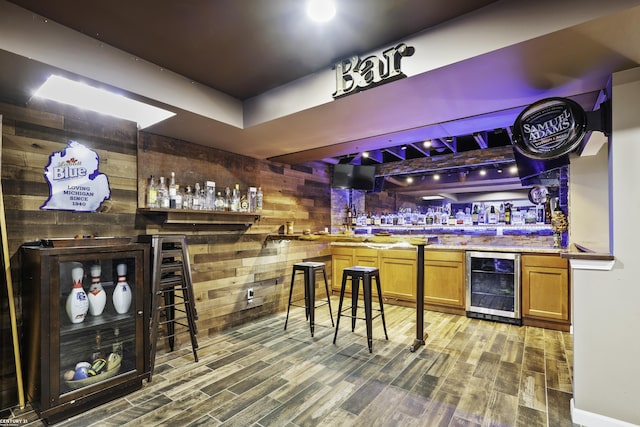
512, 97, 587, 160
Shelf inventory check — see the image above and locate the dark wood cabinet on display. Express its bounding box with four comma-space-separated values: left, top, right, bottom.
21, 242, 150, 424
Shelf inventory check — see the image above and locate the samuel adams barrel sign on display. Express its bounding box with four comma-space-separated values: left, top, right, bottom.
512, 97, 587, 160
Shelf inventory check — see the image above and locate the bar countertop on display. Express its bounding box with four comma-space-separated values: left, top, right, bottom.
266, 233, 566, 254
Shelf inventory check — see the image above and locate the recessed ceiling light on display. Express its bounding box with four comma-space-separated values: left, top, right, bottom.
306, 0, 336, 22
509, 165, 518, 174
406, 177, 414, 184
423, 140, 432, 148
362, 151, 369, 158
479, 169, 487, 176
433, 174, 440, 181
32, 75, 175, 129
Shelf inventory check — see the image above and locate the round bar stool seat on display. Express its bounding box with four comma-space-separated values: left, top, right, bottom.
284, 262, 334, 337
333, 266, 388, 353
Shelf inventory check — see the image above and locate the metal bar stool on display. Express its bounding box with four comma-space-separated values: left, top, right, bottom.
333, 266, 388, 352
284, 262, 334, 337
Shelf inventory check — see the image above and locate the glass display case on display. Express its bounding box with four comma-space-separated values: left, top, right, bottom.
465, 251, 521, 325
21, 242, 149, 424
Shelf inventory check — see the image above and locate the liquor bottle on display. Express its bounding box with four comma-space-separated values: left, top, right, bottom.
499, 203, 506, 224
488, 205, 497, 224
455, 209, 464, 225
463, 207, 472, 225
169, 172, 177, 208
214, 191, 225, 211
472, 204, 479, 225
205, 181, 216, 210
239, 192, 249, 212
91, 330, 106, 361
248, 187, 257, 212
192, 183, 202, 210
146, 175, 158, 208
87, 264, 106, 316
174, 185, 183, 209
366, 212, 372, 225
224, 186, 231, 211
447, 207, 455, 226
66, 266, 89, 324
351, 206, 357, 227
231, 184, 240, 212
478, 204, 486, 224
183, 186, 193, 210
345, 204, 352, 228
112, 263, 132, 314
505, 203, 512, 225
158, 176, 170, 209
256, 187, 263, 212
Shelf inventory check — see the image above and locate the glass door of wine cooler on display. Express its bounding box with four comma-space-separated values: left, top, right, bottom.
58, 256, 138, 395
465, 251, 521, 324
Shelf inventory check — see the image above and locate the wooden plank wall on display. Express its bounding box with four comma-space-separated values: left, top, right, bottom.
0, 101, 332, 410
136, 132, 333, 338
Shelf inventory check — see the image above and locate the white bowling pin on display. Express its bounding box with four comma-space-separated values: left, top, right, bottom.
88, 264, 106, 316
66, 266, 89, 323
112, 263, 132, 314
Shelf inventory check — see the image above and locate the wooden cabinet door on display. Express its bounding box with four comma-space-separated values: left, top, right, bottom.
522, 260, 569, 321
331, 247, 354, 292
424, 250, 465, 309
379, 250, 416, 301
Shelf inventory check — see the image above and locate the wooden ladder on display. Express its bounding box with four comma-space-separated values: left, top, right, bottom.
148, 234, 198, 380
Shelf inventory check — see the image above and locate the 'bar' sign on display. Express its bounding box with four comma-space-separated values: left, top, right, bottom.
332, 43, 415, 98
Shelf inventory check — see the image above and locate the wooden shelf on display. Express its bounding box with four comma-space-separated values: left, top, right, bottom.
137, 208, 260, 226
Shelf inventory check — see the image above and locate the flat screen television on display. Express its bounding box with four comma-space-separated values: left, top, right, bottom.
331, 164, 376, 191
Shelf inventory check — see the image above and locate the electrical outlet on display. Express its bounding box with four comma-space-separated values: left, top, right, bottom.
247, 288, 254, 302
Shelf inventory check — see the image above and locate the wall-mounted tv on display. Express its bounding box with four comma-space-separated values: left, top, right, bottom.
331, 164, 377, 191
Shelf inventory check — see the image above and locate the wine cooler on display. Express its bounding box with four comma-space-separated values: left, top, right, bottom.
466, 251, 521, 325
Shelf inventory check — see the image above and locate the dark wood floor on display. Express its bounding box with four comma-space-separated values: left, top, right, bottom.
8, 298, 578, 426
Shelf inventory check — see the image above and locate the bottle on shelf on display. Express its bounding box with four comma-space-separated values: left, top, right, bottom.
192, 183, 202, 210
505, 202, 512, 224
91, 330, 106, 361
205, 181, 216, 210
248, 187, 257, 212
169, 172, 177, 209
487, 205, 497, 224
231, 184, 240, 212
256, 187, 263, 212
146, 175, 158, 208
224, 186, 231, 211
448, 208, 456, 226
345, 204, 352, 228
239, 191, 249, 212
214, 191, 225, 211
183, 185, 193, 210
351, 206, 357, 227
158, 176, 170, 209
499, 203, 506, 224
174, 185, 183, 209
472, 204, 479, 225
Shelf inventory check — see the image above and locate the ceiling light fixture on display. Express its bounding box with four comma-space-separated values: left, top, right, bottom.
509, 165, 518, 174
401, 145, 407, 150
362, 151, 369, 158
422, 195, 444, 200
306, 0, 336, 22
423, 140, 432, 148
32, 75, 175, 129
433, 174, 440, 181
479, 169, 487, 176
406, 177, 414, 184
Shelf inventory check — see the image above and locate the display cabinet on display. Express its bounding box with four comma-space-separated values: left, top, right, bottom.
21, 242, 150, 424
